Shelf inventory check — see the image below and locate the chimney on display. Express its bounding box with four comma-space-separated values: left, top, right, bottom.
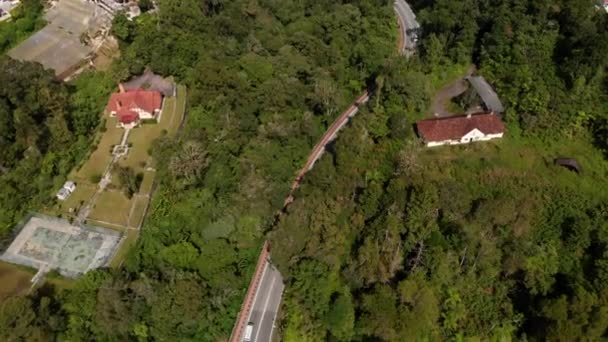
118, 83, 125, 93
466, 113, 472, 119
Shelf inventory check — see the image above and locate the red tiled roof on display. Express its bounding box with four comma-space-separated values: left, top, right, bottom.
416, 113, 505, 142
117, 109, 139, 124
106, 89, 162, 124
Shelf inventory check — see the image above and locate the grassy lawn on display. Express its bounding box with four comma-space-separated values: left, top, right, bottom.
59, 182, 97, 214
89, 190, 133, 227
128, 195, 148, 228
85, 219, 127, 232
45, 275, 75, 291
73, 116, 124, 182
168, 84, 187, 134
419, 134, 608, 197
109, 229, 139, 268
139, 170, 156, 195
0, 261, 34, 302
118, 126, 159, 171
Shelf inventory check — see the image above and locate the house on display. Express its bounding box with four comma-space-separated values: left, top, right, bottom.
106, 84, 163, 128
416, 112, 505, 147
56, 181, 77, 201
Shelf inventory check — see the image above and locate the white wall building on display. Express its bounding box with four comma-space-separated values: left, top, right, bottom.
417, 112, 505, 147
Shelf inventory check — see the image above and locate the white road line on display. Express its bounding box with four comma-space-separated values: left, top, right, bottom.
245, 261, 269, 334
254, 270, 278, 342
269, 281, 285, 335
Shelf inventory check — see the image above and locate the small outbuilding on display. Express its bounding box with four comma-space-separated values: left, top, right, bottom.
56, 181, 77, 201
63, 181, 76, 193
554, 158, 582, 173
466, 76, 505, 114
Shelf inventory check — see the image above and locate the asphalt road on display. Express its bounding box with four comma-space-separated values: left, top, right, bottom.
394, 0, 420, 54
244, 262, 284, 342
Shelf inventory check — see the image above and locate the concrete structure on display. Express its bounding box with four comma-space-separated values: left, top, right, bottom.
8, 0, 97, 78
416, 112, 505, 147
106, 84, 163, 128
1, 214, 121, 278
92, 0, 141, 20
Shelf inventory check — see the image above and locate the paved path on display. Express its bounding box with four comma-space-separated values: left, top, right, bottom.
76, 129, 130, 225
430, 65, 476, 117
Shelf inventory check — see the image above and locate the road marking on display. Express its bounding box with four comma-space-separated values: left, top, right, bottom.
268, 280, 285, 334
245, 261, 269, 336
253, 269, 278, 342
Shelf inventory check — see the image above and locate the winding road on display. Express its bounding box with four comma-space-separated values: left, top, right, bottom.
231, 3, 420, 341
394, 0, 420, 56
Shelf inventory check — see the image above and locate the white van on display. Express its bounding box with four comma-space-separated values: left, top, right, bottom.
243, 322, 254, 342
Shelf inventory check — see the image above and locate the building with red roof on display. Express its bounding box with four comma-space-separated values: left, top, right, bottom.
416, 112, 505, 147
106, 84, 163, 128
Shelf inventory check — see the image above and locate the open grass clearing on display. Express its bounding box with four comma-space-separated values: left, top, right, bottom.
73, 116, 124, 182
59, 182, 97, 215
128, 195, 149, 228
109, 229, 139, 268
139, 170, 156, 195
0, 261, 33, 302
89, 190, 133, 227
419, 134, 608, 198
85, 219, 127, 233
45, 275, 75, 291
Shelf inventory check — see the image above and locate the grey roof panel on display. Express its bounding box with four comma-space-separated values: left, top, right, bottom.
466, 76, 505, 113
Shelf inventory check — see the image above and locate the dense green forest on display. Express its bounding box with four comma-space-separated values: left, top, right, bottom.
0, 59, 113, 242
1, 0, 608, 340
271, 0, 608, 340
0, 0, 45, 54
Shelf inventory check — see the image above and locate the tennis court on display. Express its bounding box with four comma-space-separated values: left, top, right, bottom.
8, 0, 96, 77
0, 214, 122, 278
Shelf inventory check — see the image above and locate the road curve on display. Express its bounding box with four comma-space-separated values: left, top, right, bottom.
230, 3, 417, 342
394, 0, 420, 56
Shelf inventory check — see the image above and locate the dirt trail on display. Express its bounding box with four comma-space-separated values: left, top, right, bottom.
430, 65, 476, 117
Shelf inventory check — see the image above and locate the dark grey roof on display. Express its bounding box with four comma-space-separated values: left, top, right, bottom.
554, 158, 582, 173
466, 76, 504, 113
122, 69, 176, 97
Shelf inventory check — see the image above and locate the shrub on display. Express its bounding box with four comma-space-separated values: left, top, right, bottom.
90, 173, 102, 183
